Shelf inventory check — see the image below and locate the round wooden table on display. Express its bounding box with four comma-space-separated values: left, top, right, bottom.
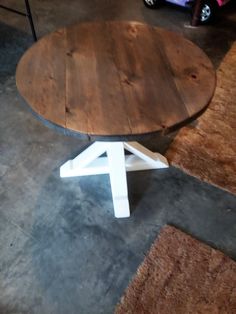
16, 21, 216, 218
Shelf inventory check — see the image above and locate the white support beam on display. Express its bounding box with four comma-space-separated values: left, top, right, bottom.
124, 142, 169, 168
60, 141, 169, 218
60, 142, 108, 177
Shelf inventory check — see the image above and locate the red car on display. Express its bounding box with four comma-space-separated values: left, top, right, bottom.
143, 0, 231, 24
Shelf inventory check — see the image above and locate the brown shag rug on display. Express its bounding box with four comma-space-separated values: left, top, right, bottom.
115, 225, 236, 314
166, 42, 236, 195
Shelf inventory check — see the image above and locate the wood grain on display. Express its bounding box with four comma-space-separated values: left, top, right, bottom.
16, 29, 66, 126
16, 21, 216, 139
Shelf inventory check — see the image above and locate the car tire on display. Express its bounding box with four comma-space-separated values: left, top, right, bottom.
143, 0, 161, 9
199, 0, 217, 24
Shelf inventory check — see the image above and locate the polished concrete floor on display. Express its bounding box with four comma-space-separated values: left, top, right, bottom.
0, 1, 236, 313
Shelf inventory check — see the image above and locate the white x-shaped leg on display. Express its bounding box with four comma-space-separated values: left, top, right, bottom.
60, 141, 169, 218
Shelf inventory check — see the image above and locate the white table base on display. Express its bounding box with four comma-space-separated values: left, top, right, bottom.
60, 141, 169, 218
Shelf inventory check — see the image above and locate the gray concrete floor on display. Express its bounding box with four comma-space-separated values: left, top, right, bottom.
0, 1, 236, 313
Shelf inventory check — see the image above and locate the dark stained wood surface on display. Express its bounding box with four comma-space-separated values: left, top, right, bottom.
16, 21, 216, 139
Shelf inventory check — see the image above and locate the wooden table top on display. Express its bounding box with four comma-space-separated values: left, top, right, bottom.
16, 21, 216, 140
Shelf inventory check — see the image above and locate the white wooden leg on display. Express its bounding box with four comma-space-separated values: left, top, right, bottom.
107, 142, 130, 218
60, 142, 108, 177
124, 142, 169, 168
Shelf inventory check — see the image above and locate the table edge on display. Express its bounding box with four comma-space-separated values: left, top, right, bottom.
18, 93, 212, 142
